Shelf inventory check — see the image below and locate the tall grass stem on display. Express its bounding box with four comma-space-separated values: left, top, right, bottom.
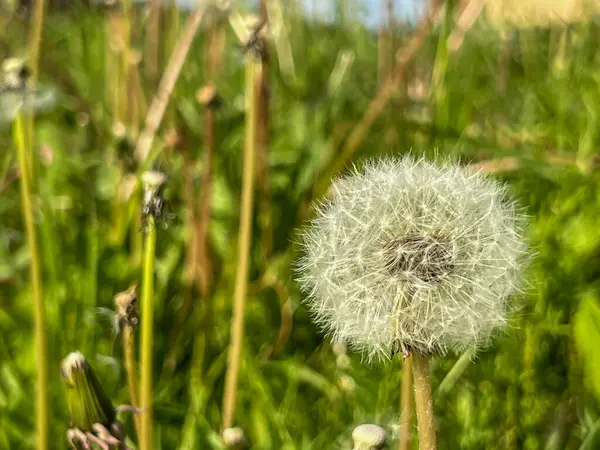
14, 113, 48, 450
221, 56, 259, 430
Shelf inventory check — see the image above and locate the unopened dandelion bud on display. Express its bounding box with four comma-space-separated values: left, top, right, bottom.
352, 424, 387, 450
223, 427, 246, 449
61, 352, 116, 431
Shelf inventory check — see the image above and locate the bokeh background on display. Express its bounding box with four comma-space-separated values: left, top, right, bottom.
2, 0, 600, 448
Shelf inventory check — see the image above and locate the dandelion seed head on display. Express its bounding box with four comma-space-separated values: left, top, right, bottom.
296, 156, 529, 361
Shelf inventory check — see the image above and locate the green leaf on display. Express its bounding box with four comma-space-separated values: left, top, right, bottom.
574, 292, 600, 402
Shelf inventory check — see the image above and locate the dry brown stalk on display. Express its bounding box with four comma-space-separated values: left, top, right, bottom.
448, 0, 487, 53
313, 3, 443, 199
468, 154, 582, 173
134, 5, 207, 163
377, 0, 394, 85
146, 0, 161, 85
256, 0, 273, 259
194, 18, 225, 297
162, 16, 225, 377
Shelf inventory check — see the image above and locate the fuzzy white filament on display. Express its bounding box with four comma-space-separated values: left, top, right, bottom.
296, 156, 528, 361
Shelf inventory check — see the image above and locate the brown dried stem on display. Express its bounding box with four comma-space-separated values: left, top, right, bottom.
146, 0, 161, 86
134, 5, 207, 163
447, 0, 486, 53
378, 0, 394, 85
256, 0, 273, 260
195, 19, 225, 297
313, 4, 442, 199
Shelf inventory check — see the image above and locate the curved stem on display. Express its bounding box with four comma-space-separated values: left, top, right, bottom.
14, 113, 48, 450
412, 353, 437, 450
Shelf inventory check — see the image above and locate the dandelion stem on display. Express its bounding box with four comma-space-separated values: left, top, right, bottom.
123, 325, 141, 438
399, 355, 413, 450
140, 217, 157, 450
411, 353, 437, 450
221, 55, 259, 430
14, 112, 48, 450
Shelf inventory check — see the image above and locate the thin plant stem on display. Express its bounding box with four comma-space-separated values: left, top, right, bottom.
447, 0, 486, 53
260, 277, 293, 360
399, 356, 413, 450
195, 98, 215, 296
134, 5, 206, 163
221, 56, 259, 431
377, 0, 394, 85
146, 0, 161, 86
257, 0, 273, 260
163, 18, 224, 375
27, 0, 45, 78
195, 18, 224, 297
13, 113, 48, 450
436, 347, 474, 398
24, 0, 47, 198
123, 326, 141, 438
139, 218, 157, 450
411, 353, 437, 450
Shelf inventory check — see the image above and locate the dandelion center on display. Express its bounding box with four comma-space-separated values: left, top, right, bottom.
383, 234, 455, 283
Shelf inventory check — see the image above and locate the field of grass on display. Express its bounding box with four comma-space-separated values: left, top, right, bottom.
2, 0, 600, 449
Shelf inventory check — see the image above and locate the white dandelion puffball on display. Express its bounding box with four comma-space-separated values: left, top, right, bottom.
296, 156, 528, 361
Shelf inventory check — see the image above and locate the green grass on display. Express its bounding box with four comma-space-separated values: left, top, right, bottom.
2, 2, 600, 449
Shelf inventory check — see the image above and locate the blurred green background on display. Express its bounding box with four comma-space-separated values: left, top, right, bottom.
2, 0, 600, 448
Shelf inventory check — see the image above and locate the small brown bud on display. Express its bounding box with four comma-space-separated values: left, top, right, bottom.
196, 83, 222, 109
